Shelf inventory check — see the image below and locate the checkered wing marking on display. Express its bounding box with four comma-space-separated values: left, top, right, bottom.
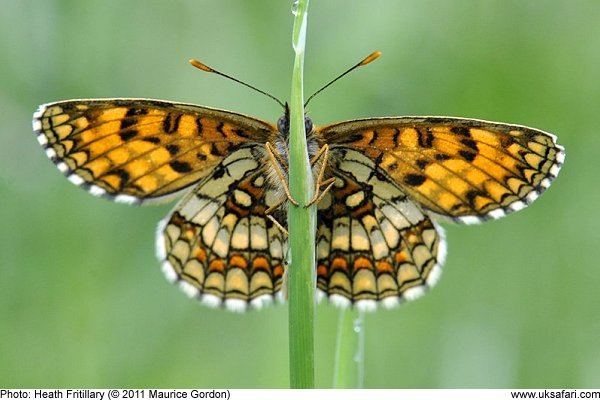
33, 99, 277, 204
157, 147, 288, 312
319, 117, 565, 224
316, 149, 446, 311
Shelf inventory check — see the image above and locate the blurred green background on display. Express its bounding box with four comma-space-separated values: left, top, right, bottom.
1, 0, 598, 388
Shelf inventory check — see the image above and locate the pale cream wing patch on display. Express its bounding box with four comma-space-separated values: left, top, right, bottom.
156, 146, 288, 312
316, 149, 446, 311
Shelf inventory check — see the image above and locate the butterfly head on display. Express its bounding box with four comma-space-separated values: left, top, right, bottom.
277, 103, 314, 139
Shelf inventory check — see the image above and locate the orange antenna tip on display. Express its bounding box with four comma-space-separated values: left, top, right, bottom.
189, 59, 213, 72
360, 51, 382, 66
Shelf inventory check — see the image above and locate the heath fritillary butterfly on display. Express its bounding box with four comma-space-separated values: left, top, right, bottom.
33, 55, 564, 312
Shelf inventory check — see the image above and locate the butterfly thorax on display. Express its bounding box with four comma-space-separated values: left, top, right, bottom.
273, 111, 323, 181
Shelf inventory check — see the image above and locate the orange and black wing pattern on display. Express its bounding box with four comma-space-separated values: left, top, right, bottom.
34, 98, 289, 312
318, 117, 564, 224
315, 148, 445, 310
157, 146, 289, 312
312, 116, 563, 310
33, 97, 565, 312
33, 99, 278, 204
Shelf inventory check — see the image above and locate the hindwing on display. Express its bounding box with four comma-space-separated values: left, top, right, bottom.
157, 147, 288, 311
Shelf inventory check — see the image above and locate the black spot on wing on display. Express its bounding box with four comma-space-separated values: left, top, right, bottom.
195, 118, 204, 136
368, 129, 379, 145
120, 108, 147, 130
119, 130, 137, 141
460, 138, 478, 151
125, 107, 149, 116
169, 161, 192, 173
212, 167, 225, 179
216, 122, 226, 137
465, 189, 481, 208
234, 128, 250, 138
417, 127, 434, 148
404, 173, 426, 187
416, 159, 430, 169
163, 113, 182, 134
166, 144, 180, 156
393, 128, 401, 147
451, 126, 471, 137
111, 168, 130, 187
142, 137, 161, 144
459, 150, 477, 162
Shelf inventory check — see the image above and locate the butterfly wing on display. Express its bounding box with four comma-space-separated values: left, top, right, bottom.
316, 149, 445, 310
157, 147, 288, 311
33, 99, 278, 204
318, 117, 564, 224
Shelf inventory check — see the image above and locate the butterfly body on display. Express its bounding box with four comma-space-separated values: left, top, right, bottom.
33, 98, 564, 311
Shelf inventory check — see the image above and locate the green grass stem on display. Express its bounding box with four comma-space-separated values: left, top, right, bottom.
287, 0, 315, 389
333, 308, 365, 388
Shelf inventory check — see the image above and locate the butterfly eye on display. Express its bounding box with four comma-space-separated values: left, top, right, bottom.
277, 114, 290, 135
304, 115, 314, 134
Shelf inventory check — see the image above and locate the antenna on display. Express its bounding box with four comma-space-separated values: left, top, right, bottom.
189, 59, 286, 109
304, 51, 382, 107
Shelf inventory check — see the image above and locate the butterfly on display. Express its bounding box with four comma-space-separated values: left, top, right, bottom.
33, 56, 565, 312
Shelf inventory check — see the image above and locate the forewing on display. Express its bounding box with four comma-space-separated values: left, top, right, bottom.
33, 99, 277, 204
316, 149, 446, 310
157, 147, 288, 311
319, 117, 564, 223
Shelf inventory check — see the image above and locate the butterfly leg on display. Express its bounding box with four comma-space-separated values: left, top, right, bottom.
267, 215, 289, 237
306, 178, 336, 208
264, 142, 299, 207
264, 196, 289, 236
306, 144, 336, 207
